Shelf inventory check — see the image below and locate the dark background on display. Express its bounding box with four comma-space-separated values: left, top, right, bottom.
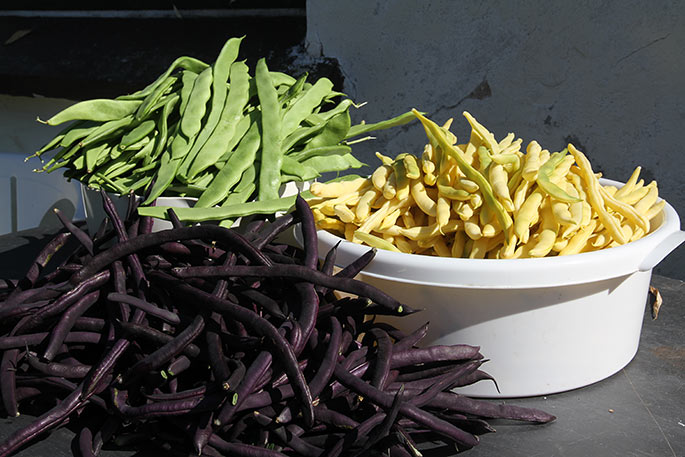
0, 2, 343, 100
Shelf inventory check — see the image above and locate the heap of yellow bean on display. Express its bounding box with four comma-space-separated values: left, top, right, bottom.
306, 110, 665, 259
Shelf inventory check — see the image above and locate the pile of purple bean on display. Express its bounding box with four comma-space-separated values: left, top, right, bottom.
0, 193, 554, 457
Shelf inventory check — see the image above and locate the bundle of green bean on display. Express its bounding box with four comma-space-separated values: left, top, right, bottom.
30, 36, 415, 223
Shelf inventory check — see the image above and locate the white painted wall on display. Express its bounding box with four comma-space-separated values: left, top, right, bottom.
306, 0, 685, 278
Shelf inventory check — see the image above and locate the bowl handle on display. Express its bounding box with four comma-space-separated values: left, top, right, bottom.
638, 230, 685, 272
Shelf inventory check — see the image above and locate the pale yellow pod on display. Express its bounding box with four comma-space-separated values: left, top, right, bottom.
613, 166, 642, 200
481, 223, 500, 238
580, 201, 592, 227
344, 223, 356, 242
423, 171, 438, 186
392, 159, 411, 201
498, 132, 515, 150
412, 206, 428, 226
442, 219, 463, 233
500, 138, 523, 156
559, 219, 598, 255
379, 208, 402, 231
549, 155, 576, 182
410, 179, 438, 217
469, 192, 483, 210
333, 204, 356, 224
603, 186, 618, 197
309, 177, 368, 198
550, 238, 568, 253
469, 237, 490, 259
646, 200, 666, 220
311, 192, 362, 215
375, 151, 394, 165
403, 154, 421, 179
354, 231, 401, 252
437, 196, 451, 231
540, 149, 550, 165
513, 179, 531, 211
356, 188, 381, 220
422, 144, 436, 174
522, 140, 542, 182
499, 234, 518, 259
382, 170, 397, 200
433, 238, 451, 257
356, 199, 392, 235
598, 184, 650, 233
619, 183, 651, 205
372, 164, 392, 191
568, 144, 626, 244
489, 163, 515, 212
464, 215, 482, 240
551, 200, 575, 225
401, 207, 416, 228
454, 201, 474, 220
514, 190, 544, 244
590, 230, 611, 249
417, 235, 440, 249
451, 230, 467, 258
463, 111, 500, 154
459, 179, 480, 193
314, 215, 346, 234
630, 226, 646, 242
397, 223, 440, 241
633, 182, 658, 214
479, 203, 493, 227
529, 229, 557, 257
394, 235, 414, 254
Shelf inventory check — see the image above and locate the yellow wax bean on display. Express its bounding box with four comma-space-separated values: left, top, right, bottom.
552, 237, 569, 253
479, 203, 493, 226
590, 230, 611, 249
438, 185, 472, 201
315, 216, 346, 234
437, 196, 451, 231
412, 207, 427, 226
424, 170, 438, 186
489, 164, 515, 212
382, 171, 397, 200
309, 177, 368, 198
403, 154, 421, 179
355, 199, 392, 235
454, 201, 474, 220
392, 235, 413, 253
522, 140, 542, 182
410, 179, 437, 217
630, 226, 646, 242
568, 144, 626, 244
603, 186, 618, 197
344, 223, 356, 242
549, 155, 575, 182
613, 166, 642, 199
433, 238, 451, 257
470, 192, 483, 210
646, 200, 666, 220
633, 182, 659, 214
375, 151, 393, 165
379, 208, 402, 231
451, 230, 467, 258
551, 200, 575, 225
514, 190, 543, 244
499, 234, 518, 259
513, 179, 530, 211
356, 188, 381, 220
372, 164, 391, 191
311, 192, 361, 214
468, 237, 490, 259
481, 223, 500, 238
559, 219, 598, 255
463, 111, 500, 154
393, 159, 411, 201
333, 204, 356, 223
417, 236, 440, 249
501, 138, 523, 156
422, 146, 436, 174
354, 232, 401, 252
598, 184, 650, 233
397, 224, 440, 241
619, 184, 651, 205
507, 167, 523, 195
464, 216, 482, 240
498, 132, 515, 150
458, 179, 479, 193
581, 201, 592, 227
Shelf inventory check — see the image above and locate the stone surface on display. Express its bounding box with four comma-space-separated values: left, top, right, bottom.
306, 0, 685, 279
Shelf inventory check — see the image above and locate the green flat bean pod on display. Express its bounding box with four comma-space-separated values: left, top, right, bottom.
43, 99, 143, 126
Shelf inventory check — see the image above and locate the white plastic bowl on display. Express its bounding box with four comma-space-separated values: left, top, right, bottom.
316, 179, 685, 398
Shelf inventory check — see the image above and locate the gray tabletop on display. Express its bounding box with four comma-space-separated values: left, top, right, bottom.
1, 228, 683, 456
